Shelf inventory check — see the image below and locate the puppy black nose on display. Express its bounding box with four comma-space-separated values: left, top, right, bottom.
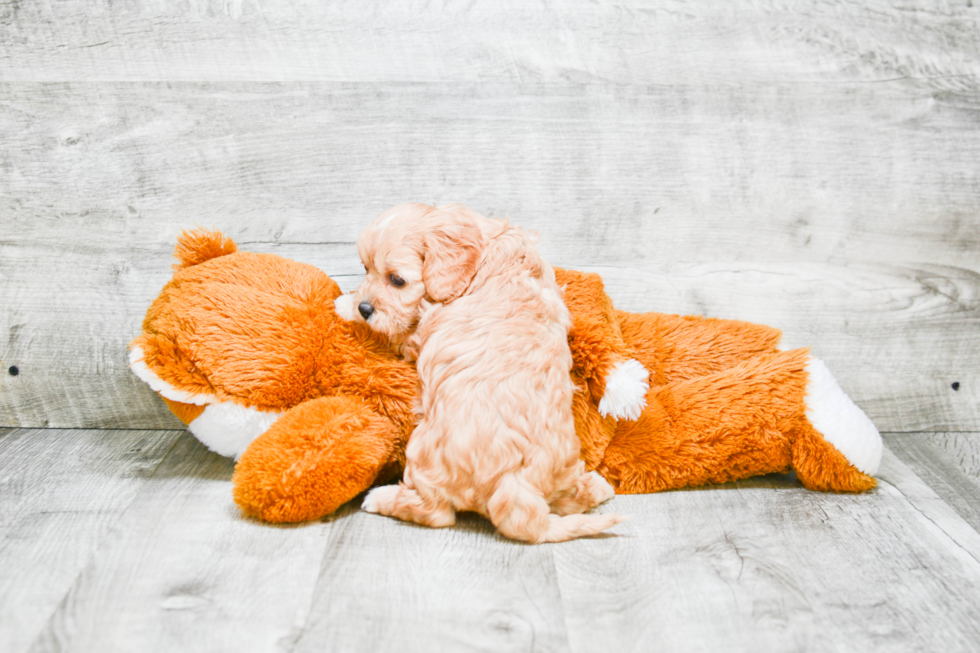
358, 302, 375, 320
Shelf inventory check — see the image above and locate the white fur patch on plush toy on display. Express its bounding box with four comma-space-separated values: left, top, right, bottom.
130, 345, 280, 459
128, 346, 212, 406
598, 358, 650, 421
188, 402, 282, 459
334, 293, 357, 321
804, 357, 883, 476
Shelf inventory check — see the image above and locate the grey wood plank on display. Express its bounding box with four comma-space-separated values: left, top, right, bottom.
1, 0, 977, 89
293, 506, 570, 653
6, 428, 980, 652
0, 428, 181, 653
1, 82, 978, 267
885, 432, 980, 534
918, 431, 980, 481
552, 450, 980, 653
877, 447, 980, 565
26, 432, 333, 653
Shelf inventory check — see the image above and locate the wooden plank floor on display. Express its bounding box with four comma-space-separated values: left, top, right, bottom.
3, 427, 979, 653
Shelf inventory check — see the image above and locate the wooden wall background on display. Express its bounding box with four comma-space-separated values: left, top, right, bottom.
1, 0, 978, 434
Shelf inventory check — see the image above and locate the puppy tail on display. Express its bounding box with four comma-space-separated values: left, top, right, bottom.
173, 227, 238, 271
536, 512, 629, 543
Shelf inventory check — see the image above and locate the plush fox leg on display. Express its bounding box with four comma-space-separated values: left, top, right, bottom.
792, 424, 877, 492
598, 349, 881, 494
794, 358, 881, 492
599, 349, 806, 493
233, 396, 404, 523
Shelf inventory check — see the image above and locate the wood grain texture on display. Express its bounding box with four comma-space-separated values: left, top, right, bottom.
4, 428, 980, 652
1, 0, 978, 88
552, 450, 980, 653
0, 82, 977, 265
886, 431, 980, 533
0, 428, 181, 653
293, 507, 570, 653
27, 432, 332, 653
918, 431, 980, 481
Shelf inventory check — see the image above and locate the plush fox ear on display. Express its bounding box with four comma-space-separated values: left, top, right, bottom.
422, 212, 483, 303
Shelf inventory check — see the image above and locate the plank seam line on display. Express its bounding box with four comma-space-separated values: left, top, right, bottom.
881, 478, 980, 569
0, 426, 191, 432
881, 431, 980, 436
550, 546, 576, 650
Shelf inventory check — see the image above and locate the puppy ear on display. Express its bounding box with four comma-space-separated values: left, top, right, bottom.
422, 218, 483, 303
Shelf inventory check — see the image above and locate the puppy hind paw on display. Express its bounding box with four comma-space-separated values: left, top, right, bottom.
598, 359, 650, 421
361, 484, 400, 514
585, 471, 616, 505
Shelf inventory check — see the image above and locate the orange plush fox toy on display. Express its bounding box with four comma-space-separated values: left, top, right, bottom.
130, 229, 883, 523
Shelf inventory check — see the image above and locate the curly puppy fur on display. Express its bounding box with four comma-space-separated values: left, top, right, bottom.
342, 203, 625, 542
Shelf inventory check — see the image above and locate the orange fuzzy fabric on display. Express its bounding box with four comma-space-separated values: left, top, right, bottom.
132, 230, 876, 524
172, 228, 238, 270
161, 397, 205, 424
232, 396, 405, 523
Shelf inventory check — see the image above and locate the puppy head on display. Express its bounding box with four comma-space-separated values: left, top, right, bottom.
335, 202, 485, 342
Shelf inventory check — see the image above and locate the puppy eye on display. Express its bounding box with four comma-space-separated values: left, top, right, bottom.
389, 274, 406, 288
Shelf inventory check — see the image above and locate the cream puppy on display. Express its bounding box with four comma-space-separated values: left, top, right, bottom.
341, 203, 625, 543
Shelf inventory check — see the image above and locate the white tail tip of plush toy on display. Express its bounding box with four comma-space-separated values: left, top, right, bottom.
804, 357, 883, 476
598, 358, 650, 421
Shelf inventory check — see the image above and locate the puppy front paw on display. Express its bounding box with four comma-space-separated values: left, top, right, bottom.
598, 359, 649, 421
401, 333, 422, 362
362, 484, 399, 514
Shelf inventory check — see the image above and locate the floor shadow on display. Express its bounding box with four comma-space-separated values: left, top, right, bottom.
149, 431, 236, 481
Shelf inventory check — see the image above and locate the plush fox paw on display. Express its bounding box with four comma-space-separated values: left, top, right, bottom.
598, 359, 650, 420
